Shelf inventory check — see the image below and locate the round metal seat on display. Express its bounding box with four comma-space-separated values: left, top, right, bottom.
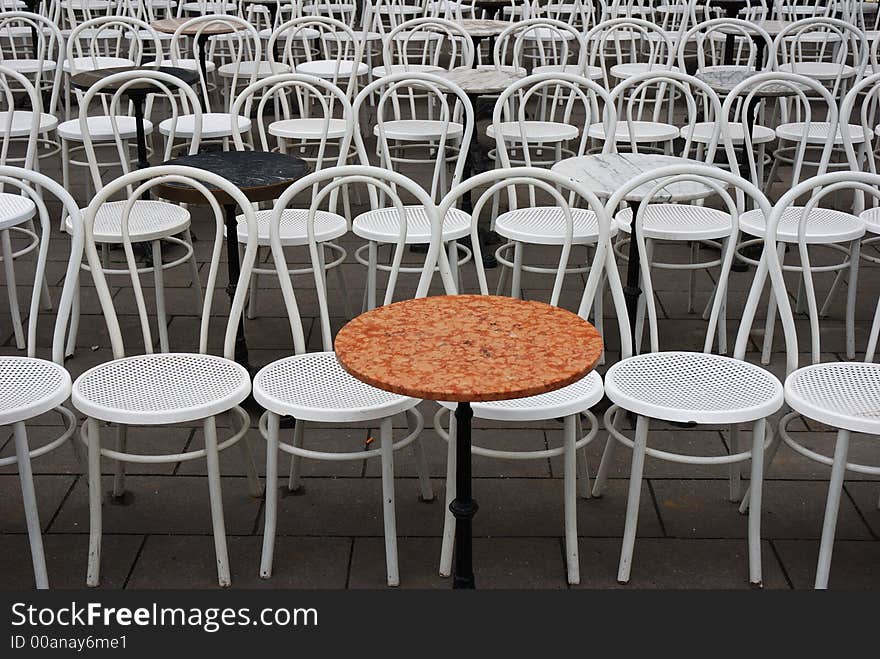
532, 63, 603, 80
0, 357, 71, 425
0, 110, 58, 137
158, 113, 251, 139
269, 117, 348, 140
57, 116, 149, 141
64, 200, 190, 243
495, 207, 616, 245
587, 120, 680, 143
234, 208, 347, 246
739, 206, 865, 243
775, 121, 867, 144
605, 351, 784, 424
295, 60, 369, 78
487, 120, 579, 143
72, 353, 250, 425
253, 351, 418, 423
376, 119, 465, 141
0, 192, 36, 230
682, 121, 775, 144
859, 207, 880, 234
785, 362, 880, 434
615, 204, 732, 241
353, 206, 470, 244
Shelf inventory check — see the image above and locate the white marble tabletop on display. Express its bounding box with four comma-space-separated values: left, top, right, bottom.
551, 153, 716, 203
458, 18, 511, 38
695, 67, 804, 97
435, 66, 525, 94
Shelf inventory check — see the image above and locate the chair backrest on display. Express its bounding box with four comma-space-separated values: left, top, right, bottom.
679, 17, 775, 72
493, 18, 587, 73
81, 165, 259, 359
349, 71, 474, 203
270, 15, 365, 101
585, 18, 676, 90
0, 166, 83, 362
66, 15, 162, 72
230, 72, 352, 169
437, 166, 632, 356
841, 71, 880, 197
604, 166, 794, 365
383, 17, 475, 71
268, 165, 443, 352
298, 0, 358, 25
78, 69, 202, 191
169, 14, 261, 111
0, 63, 40, 170
0, 12, 64, 117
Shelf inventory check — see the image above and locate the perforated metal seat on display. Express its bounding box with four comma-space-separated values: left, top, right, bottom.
739, 206, 865, 243
0, 110, 59, 137
777, 62, 856, 80
295, 60, 369, 78
0, 192, 36, 230
609, 63, 680, 79
439, 371, 603, 421
158, 113, 251, 139
859, 207, 880, 234
72, 353, 250, 425
486, 121, 579, 143
785, 362, 880, 435
494, 207, 617, 245
682, 121, 775, 144
604, 351, 784, 424
587, 120, 680, 143
233, 208, 347, 246
63, 200, 190, 243
57, 116, 148, 141
253, 351, 418, 423
371, 64, 443, 78
217, 61, 291, 77
62, 56, 134, 73
775, 121, 867, 144
269, 118, 348, 140
353, 205, 470, 244
532, 63, 604, 80
615, 204, 732, 241
376, 119, 465, 141
0, 357, 71, 425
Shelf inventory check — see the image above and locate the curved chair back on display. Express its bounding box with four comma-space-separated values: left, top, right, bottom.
679, 17, 775, 72
0, 12, 64, 117
383, 17, 475, 71
0, 63, 40, 170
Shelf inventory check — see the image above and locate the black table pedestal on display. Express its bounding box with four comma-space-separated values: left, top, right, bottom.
459, 89, 497, 269
623, 200, 642, 352
450, 401, 477, 589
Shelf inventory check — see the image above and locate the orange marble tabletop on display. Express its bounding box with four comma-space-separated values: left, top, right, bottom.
335, 295, 603, 403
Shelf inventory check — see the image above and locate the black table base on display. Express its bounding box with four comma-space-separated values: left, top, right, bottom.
451, 401, 477, 589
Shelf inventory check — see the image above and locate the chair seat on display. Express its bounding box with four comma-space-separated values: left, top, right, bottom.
0, 192, 37, 230
324, 30, 382, 42
615, 204, 733, 241
370, 64, 443, 78
269, 117, 348, 140
158, 113, 251, 139
440, 371, 603, 421
0, 357, 71, 425
0, 110, 59, 137
682, 121, 775, 144
777, 62, 856, 80
253, 351, 418, 423
775, 121, 866, 144
859, 207, 880, 235
609, 63, 680, 79
739, 206, 865, 244
217, 61, 291, 77
519, 27, 577, 41
376, 119, 464, 141
605, 351, 784, 424
785, 362, 880, 435
258, 26, 320, 40
353, 205, 469, 244
532, 63, 604, 80
72, 353, 250, 425
64, 200, 190, 243
495, 207, 616, 245
146, 58, 216, 74
295, 60, 369, 78
57, 116, 151, 141
1, 58, 58, 74
486, 121, 579, 143
180, 0, 237, 10
63, 56, 134, 74
587, 120, 679, 143
233, 208, 347, 246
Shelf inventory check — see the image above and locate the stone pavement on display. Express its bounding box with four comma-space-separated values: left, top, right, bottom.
1, 128, 878, 591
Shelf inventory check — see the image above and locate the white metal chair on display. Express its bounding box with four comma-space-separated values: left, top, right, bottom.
584, 17, 678, 91
254, 165, 438, 587
0, 167, 83, 589
373, 16, 474, 79
349, 72, 475, 310
434, 166, 632, 585
593, 165, 794, 587
71, 165, 262, 588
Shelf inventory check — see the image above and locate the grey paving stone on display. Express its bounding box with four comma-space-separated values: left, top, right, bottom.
126, 535, 351, 589
651, 479, 873, 540
0, 534, 143, 589
0, 474, 76, 533
844, 482, 880, 537
50, 476, 262, 535
772, 539, 880, 589
767, 433, 880, 481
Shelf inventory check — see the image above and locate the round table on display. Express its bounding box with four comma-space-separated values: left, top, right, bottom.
552, 153, 715, 346
156, 151, 310, 370
335, 294, 603, 589
70, 66, 199, 170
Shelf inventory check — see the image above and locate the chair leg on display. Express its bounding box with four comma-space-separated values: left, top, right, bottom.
748, 418, 766, 587
728, 424, 741, 503
1, 229, 25, 349
331, 250, 353, 319
511, 241, 523, 299
65, 277, 80, 358
151, 240, 169, 353
238, 429, 263, 498
367, 241, 378, 311
247, 250, 259, 320
867, 291, 880, 361
287, 418, 304, 493
617, 414, 649, 585
260, 412, 280, 579
86, 417, 103, 587
845, 239, 860, 360
761, 242, 785, 365
379, 417, 400, 587
563, 415, 580, 585
592, 408, 621, 497
815, 429, 850, 590
112, 425, 127, 499
27, 218, 52, 311
575, 414, 591, 499
204, 416, 231, 587
185, 228, 203, 307
439, 415, 456, 577
14, 422, 48, 589
407, 409, 434, 502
